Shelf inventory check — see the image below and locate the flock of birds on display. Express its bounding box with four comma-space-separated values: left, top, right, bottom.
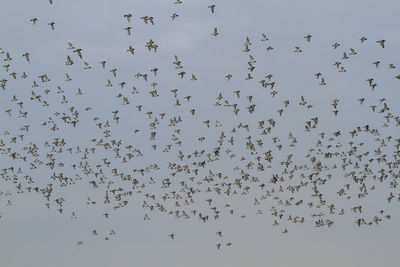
1, 0, 400, 250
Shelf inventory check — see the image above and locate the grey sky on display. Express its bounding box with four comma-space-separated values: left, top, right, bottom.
1, 0, 400, 267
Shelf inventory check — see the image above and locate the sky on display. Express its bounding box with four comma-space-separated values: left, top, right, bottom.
1, 0, 400, 266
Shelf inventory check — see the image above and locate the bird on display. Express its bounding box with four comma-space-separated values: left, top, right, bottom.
67, 42, 75, 49
124, 13, 132, 23
373, 61, 380, 68
4, 52, 12, 61
83, 62, 91, 69
48, 22, 55, 30
171, 13, 179, 20
212, 28, 219, 36
294, 47, 302, 53
377, 40, 385, 48
22, 52, 30, 63
332, 42, 340, 49
178, 71, 185, 78
124, 26, 132, 36
30, 18, 38, 25
127, 46, 135, 55
141, 16, 149, 24
73, 48, 83, 58
208, 5, 216, 14
261, 33, 268, 41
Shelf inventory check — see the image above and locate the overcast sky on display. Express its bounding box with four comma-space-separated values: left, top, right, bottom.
1, 1, 400, 267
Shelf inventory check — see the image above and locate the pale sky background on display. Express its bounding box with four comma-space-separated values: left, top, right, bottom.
1, 0, 400, 266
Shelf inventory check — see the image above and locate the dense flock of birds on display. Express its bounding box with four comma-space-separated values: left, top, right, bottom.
1, 0, 400, 250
